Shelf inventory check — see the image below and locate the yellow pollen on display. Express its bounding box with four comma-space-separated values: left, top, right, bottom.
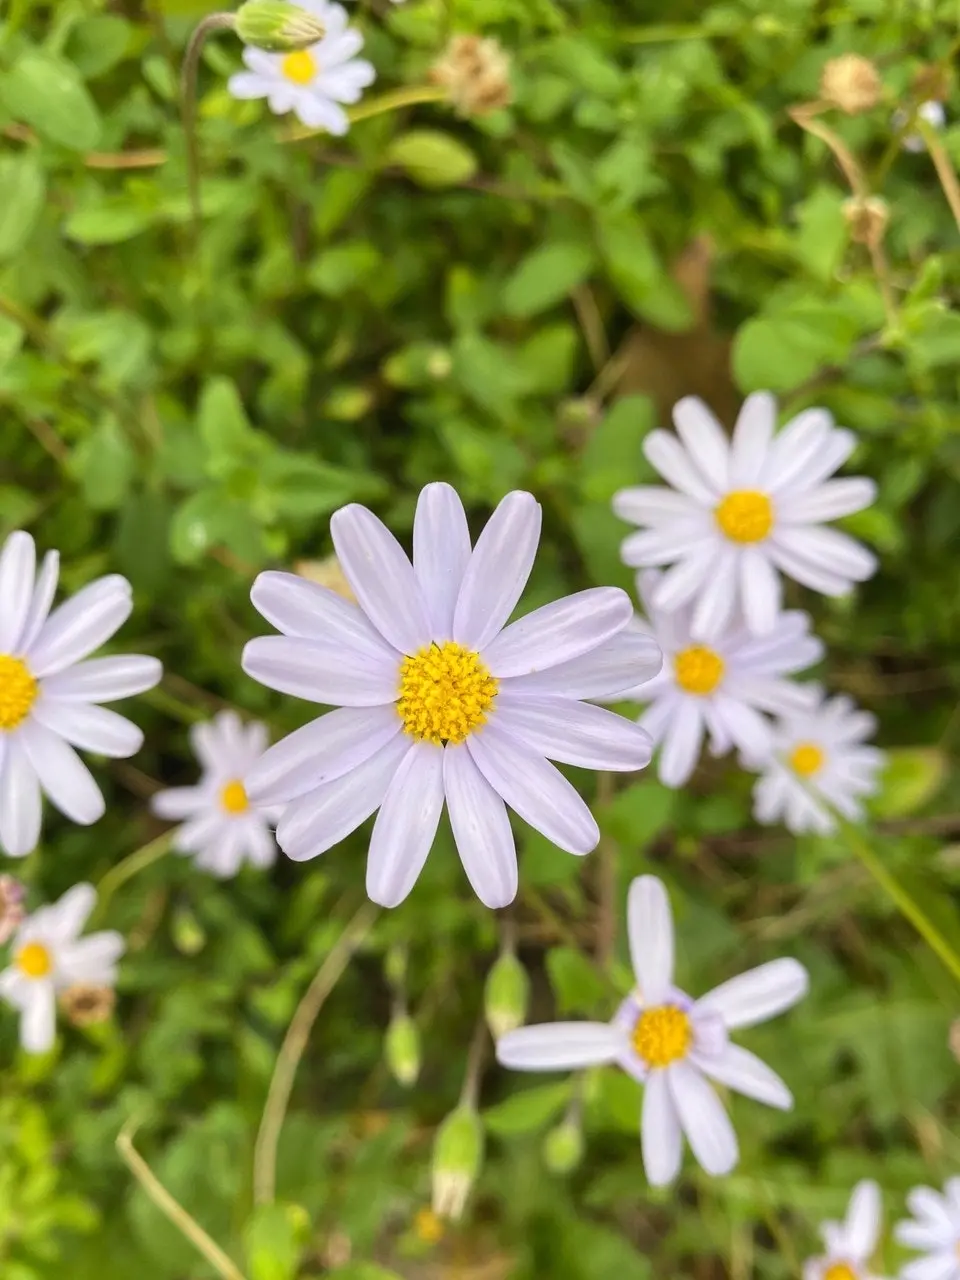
674, 645, 725, 696
17, 941, 52, 980
414, 1208, 444, 1245
397, 642, 498, 745
220, 779, 250, 815
281, 49, 318, 85
790, 742, 825, 777
0, 654, 38, 731
632, 1005, 692, 1069
823, 1265, 859, 1280
715, 489, 774, 543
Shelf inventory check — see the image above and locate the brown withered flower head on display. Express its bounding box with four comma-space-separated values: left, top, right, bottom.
820, 53, 883, 115
430, 35, 513, 118
60, 982, 116, 1028
842, 195, 889, 247
0, 875, 26, 945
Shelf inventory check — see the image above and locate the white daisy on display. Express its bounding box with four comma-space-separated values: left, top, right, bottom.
0, 530, 162, 858
0, 883, 124, 1054
900, 100, 947, 153
895, 1181, 960, 1280
805, 1180, 885, 1280
242, 482, 661, 909
150, 711, 280, 878
612, 392, 878, 641
621, 570, 822, 787
228, 0, 375, 135
747, 689, 884, 835
497, 875, 808, 1186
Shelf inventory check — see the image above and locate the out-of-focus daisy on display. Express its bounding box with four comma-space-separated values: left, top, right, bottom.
895, 1181, 960, 1280
621, 570, 822, 787
242, 482, 661, 909
228, 0, 375, 134
899, 100, 947, 152
497, 875, 808, 1186
0, 530, 162, 858
747, 689, 884, 834
151, 711, 280, 878
805, 1180, 884, 1280
613, 392, 878, 641
0, 883, 124, 1053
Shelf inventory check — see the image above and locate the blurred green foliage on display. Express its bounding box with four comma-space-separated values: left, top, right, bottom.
1, 0, 960, 1276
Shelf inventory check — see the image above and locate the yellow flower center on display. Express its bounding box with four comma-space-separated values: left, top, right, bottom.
715, 489, 774, 543
632, 1005, 692, 1069
414, 1207, 444, 1245
220, 779, 250, 815
397, 642, 498, 745
789, 742, 825, 776
0, 655, 38, 731
673, 645, 725, 696
17, 941, 52, 979
823, 1265, 859, 1280
281, 49, 318, 85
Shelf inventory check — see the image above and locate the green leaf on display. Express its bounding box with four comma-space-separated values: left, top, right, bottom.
501, 242, 595, 317
69, 417, 135, 510
0, 51, 102, 150
793, 186, 849, 282
596, 213, 693, 331
309, 242, 382, 298
546, 946, 607, 1015
732, 302, 860, 392
0, 155, 45, 260
197, 377, 254, 467
869, 748, 948, 819
386, 130, 478, 188
243, 1203, 306, 1280
600, 781, 676, 849
65, 196, 156, 246
483, 1081, 572, 1137
579, 394, 656, 502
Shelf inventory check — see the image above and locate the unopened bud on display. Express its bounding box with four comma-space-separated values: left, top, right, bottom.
542, 1117, 584, 1175
430, 35, 513, 118
484, 949, 530, 1039
171, 905, 206, 956
842, 196, 889, 246
820, 54, 882, 115
385, 1011, 421, 1087
384, 943, 408, 989
431, 1105, 484, 1221
235, 1, 325, 52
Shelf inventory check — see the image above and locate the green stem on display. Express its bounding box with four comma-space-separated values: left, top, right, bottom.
622, 23, 709, 43
95, 833, 173, 920
180, 13, 237, 241
283, 84, 448, 141
840, 819, 960, 986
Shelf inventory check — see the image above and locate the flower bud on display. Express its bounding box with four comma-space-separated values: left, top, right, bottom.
431, 1105, 484, 1221
235, 0, 326, 52
384, 943, 408, 989
819, 54, 882, 115
484, 948, 530, 1040
430, 35, 513, 117
542, 1117, 584, 1175
385, 1011, 421, 1087
842, 195, 889, 247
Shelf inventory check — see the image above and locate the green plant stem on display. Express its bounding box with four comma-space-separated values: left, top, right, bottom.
840, 820, 960, 986
95, 833, 173, 919
915, 116, 960, 230
181, 13, 237, 241
283, 84, 448, 141
253, 900, 379, 1206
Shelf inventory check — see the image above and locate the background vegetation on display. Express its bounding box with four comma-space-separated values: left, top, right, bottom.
1, 0, 960, 1275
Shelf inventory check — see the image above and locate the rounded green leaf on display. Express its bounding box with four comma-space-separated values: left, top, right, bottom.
386, 130, 478, 188
0, 52, 102, 151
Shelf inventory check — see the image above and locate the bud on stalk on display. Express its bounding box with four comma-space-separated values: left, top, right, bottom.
235, 0, 325, 52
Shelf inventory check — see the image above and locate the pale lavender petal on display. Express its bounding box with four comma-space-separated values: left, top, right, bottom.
843, 1179, 882, 1259
658, 698, 703, 787
620, 526, 714, 568
774, 526, 877, 583
497, 1022, 625, 1071
643, 430, 719, 503
173, 810, 224, 854
495, 695, 652, 771
413, 483, 471, 640
21, 982, 56, 1053
689, 544, 739, 641
293, 92, 349, 135
500, 627, 662, 701
900, 1255, 960, 1280
228, 71, 269, 100
31, 700, 143, 758
443, 743, 517, 908
58, 932, 124, 984
692, 1043, 793, 1110
765, 537, 851, 595
0, 738, 41, 856
468, 723, 599, 855
151, 786, 207, 821
729, 392, 776, 487
627, 875, 674, 1004
27, 576, 132, 677
366, 741, 444, 907
483, 588, 632, 677
241, 635, 399, 705
695, 958, 808, 1030
47, 882, 97, 940
39, 655, 162, 702
651, 545, 718, 612
779, 478, 877, 524
17, 549, 59, 655
739, 546, 781, 635
20, 720, 105, 825
775, 428, 857, 495
612, 486, 702, 525
641, 1067, 683, 1187
0, 531, 35, 652
452, 491, 541, 650
667, 1061, 738, 1176
250, 571, 400, 656
672, 397, 731, 491
759, 409, 833, 492
330, 503, 431, 652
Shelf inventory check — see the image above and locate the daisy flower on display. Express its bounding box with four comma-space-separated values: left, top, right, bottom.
496, 875, 808, 1186
612, 392, 878, 641
242, 482, 661, 909
805, 1180, 885, 1280
0, 883, 124, 1054
622, 570, 822, 787
0, 530, 162, 858
895, 1181, 960, 1280
150, 711, 280, 878
747, 689, 884, 835
900, 100, 947, 153
228, 0, 375, 135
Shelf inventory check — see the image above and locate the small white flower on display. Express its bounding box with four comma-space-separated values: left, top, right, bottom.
0, 530, 162, 858
747, 689, 884, 834
805, 1180, 885, 1280
151, 711, 280, 877
895, 1180, 960, 1280
900, 100, 947, 152
622, 570, 822, 787
613, 392, 878, 642
497, 875, 808, 1186
228, 0, 375, 135
0, 883, 124, 1054
242, 482, 661, 909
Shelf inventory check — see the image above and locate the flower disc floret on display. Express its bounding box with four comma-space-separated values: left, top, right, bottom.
281, 49, 317, 83
0, 655, 38, 730
673, 645, 725, 697
220, 779, 250, 814
790, 742, 824, 777
823, 1265, 859, 1280
715, 490, 774, 543
632, 1005, 691, 1068
17, 941, 52, 979
397, 642, 498, 745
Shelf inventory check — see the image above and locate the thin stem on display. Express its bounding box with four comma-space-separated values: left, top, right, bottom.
180, 14, 237, 240
253, 900, 379, 1206
117, 1118, 247, 1280
458, 1010, 489, 1110
916, 117, 960, 230
282, 84, 448, 141
595, 772, 617, 970
95, 833, 173, 920
839, 820, 960, 986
